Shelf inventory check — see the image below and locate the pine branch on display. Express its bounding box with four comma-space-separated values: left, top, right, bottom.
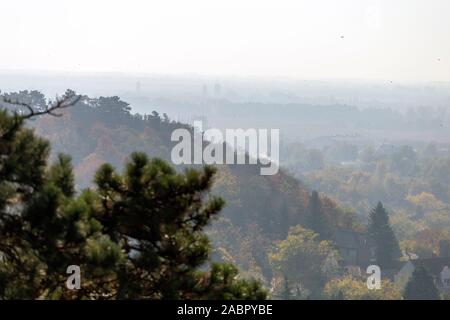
0, 93, 81, 139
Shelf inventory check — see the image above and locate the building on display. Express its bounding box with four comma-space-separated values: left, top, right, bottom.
333, 228, 408, 280
395, 257, 450, 293
333, 229, 376, 272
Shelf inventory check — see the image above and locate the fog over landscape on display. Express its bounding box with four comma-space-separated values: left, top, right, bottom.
1, 0, 450, 303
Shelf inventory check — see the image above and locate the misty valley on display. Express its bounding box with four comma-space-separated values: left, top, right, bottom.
1, 85, 449, 300
1, 1, 450, 309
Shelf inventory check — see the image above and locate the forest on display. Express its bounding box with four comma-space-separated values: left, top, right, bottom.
1, 89, 448, 300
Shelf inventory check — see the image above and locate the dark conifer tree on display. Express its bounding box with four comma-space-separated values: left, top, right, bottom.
281, 275, 291, 300
404, 266, 440, 300
368, 202, 401, 267
306, 191, 329, 239
336, 290, 344, 300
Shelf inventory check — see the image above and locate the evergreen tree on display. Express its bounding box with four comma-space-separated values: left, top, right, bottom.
281, 274, 291, 300
368, 202, 401, 267
306, 191, 329, 239
404, 266, 440, 300
94, 153, 264, 299
335, 290, 344, 300
0, 98, 265, 299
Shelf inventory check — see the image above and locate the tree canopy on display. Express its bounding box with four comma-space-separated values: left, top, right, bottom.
368, 202, 401, 267
404, 266, 440, 300
323, 276, 402, 300
0, 99, 265, 299
269, 226, 340, 299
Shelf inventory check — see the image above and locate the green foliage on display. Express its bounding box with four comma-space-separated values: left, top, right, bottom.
0, 107, 124, 298
368, 202, 401, 267
194, 263, 266, 300
93, 152, 228, 299
404, 266, 440, 300
306, 191, 330, 239
47, 153, 75, 197
269, 226, 340, 299
0, 108, 265, 299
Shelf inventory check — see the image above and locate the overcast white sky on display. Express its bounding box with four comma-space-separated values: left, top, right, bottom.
1, 0, 449, 81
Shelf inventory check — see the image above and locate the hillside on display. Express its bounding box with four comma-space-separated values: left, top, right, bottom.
17, 89, 358, 284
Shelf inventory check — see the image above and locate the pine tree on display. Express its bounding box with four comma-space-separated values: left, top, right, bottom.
0, 98, 266, 299
306, 191, 329, 239
336, 290, 344, 300
0, 95, 125, 299
94, 153, 265, 299
368, 202, 401, 267
281, 275, 291, 300
404, 266, 440, 300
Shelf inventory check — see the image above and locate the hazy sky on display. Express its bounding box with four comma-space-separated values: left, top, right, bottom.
1, 0, 449, 81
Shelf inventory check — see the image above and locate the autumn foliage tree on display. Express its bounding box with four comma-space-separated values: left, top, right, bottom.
269, 226, 340, 299
323, 276, 402, 300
